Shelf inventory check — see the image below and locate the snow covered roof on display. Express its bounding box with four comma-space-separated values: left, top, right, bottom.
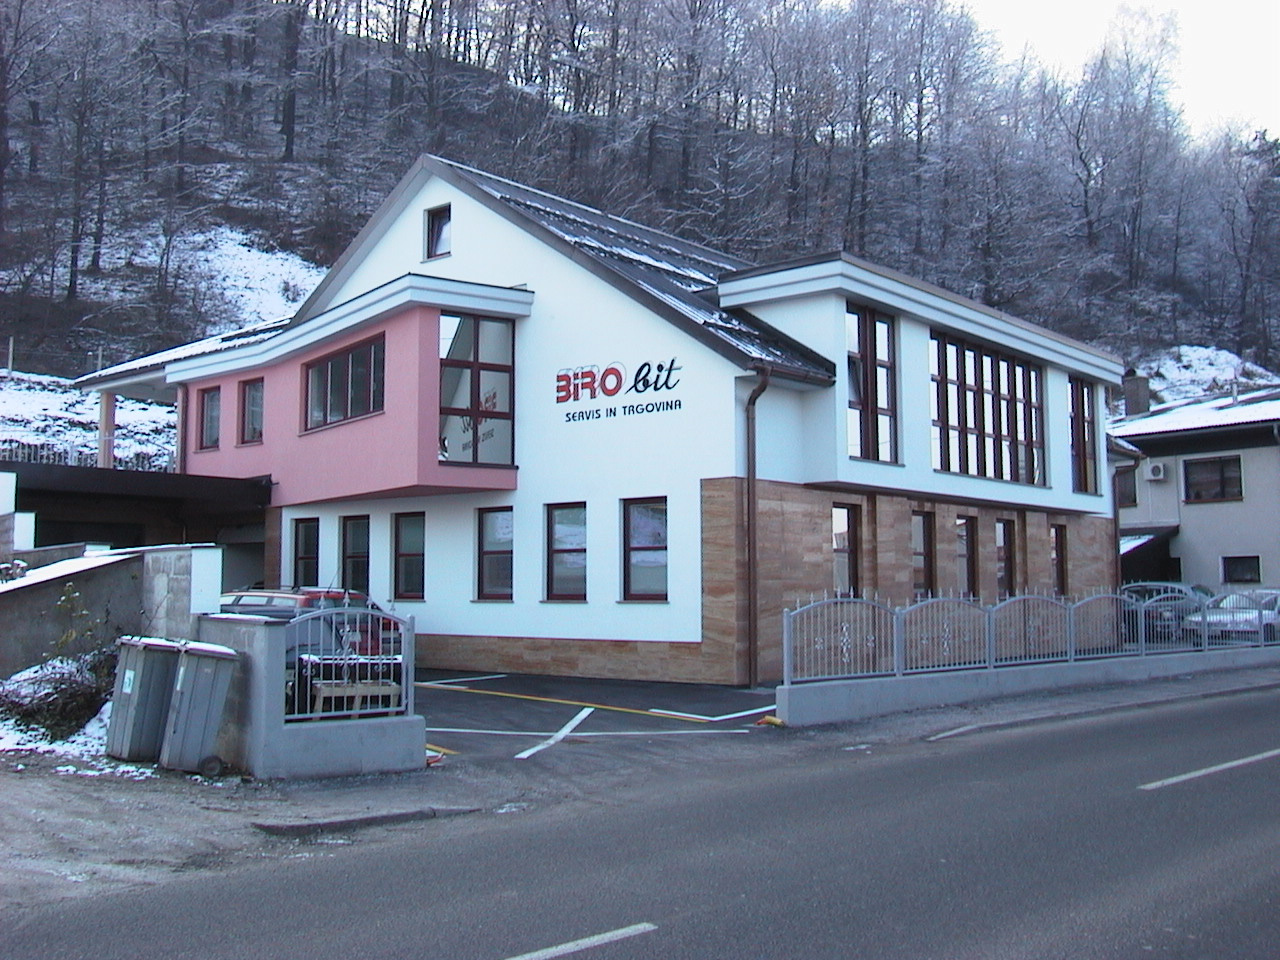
1110, 385, 1280, 439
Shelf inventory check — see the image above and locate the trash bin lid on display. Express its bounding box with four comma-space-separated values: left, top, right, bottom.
117, 635, 184, 651
176, 640, 238, 660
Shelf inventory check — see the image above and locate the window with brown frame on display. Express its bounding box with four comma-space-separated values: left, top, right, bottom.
832, 504, 861, 597
477, 507, 513, 600
394, 513, 425, 600
911, 511, 935, 598
996, 519, 1017, 597
546, 503, 587, 601
239, 378, 263, 444
930, 333, 1044, 485
1069, 377, 1099, 493
197, 386, 220, 450
341, 515, 370, 594
846, 304, 897, 462
304, 337, 384, 430
1184, 456, 1242, 502
623, 498, 667, 601
1050, 523, 1068, 596
955, 515, 978, 598
439, 314, 514, 465
292, 518, 319, 588
1115, 467, 1138, 508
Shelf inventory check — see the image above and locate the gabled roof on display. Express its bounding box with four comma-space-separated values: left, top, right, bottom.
1110, 385, 1280, 440
294, 155, 835, 384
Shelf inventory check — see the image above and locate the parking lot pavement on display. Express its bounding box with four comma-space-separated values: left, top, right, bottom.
413, 670, 780, 760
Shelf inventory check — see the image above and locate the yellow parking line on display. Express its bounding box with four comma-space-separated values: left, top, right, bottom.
425, 743, 459, 755
414, 682, 708, 722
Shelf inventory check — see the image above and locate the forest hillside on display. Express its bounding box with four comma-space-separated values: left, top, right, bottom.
0, 0, 1275, 378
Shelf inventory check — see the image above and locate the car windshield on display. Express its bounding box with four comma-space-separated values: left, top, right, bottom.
1211, 594, 1280, 610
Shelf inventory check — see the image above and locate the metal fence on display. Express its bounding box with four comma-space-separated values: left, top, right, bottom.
783, 590, 1280, 684
283, 606, 412, 722
0, 432, 175, 472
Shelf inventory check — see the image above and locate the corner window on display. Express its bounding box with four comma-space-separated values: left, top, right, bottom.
305, 336, 385, 430
425, 204, 452, 259
911, 511, 935, 598
1115, 467, 1138, 508
1184, 456, 1242, 502
846, 305, 896, 461
394, 513, 425, 600
546, 503, 587, 601
341, 515, 370, 594
439, 314, 514, 465
293, 518, 319, 587
197, 387, 220, 450
239, 378, 264, 444
832, 504, 860, 597
1223, 556, 1261, 583
477, 507, 513, 600
623, 498, 667, 601
1069, 377, 1098, 493
996, 518, 1017, 598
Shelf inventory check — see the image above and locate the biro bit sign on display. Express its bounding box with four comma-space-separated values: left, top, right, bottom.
555, 358, 683, 422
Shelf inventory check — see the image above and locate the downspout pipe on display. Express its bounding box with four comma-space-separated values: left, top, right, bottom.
745, 364, 771, 688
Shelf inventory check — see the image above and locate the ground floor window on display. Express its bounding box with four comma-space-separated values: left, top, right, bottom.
1222, 555, 1261, 583
341, 515, 370, 593
293, 518, 319, 587
832, 504, 860, 596
478, 507, 513, 600
1050, 523, 1068, 596
955, 515, 978, 597
394, 513, 425, 599
911, 511, 935, 598
995, 519, 1017, 597
546, 503, 587, 600
623, 498, 668, 601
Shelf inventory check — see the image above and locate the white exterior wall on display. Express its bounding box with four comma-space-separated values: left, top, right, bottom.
281, 176, 749, 645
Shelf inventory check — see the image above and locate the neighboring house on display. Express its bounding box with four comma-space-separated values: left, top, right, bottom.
1111, 381, 1280, 590
76, 155, 1121, 685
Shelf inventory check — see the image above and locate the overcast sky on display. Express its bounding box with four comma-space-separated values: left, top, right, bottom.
959, 0, 1279, 139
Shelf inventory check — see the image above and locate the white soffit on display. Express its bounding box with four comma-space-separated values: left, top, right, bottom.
166, 274, 534, 383
719, 259, 1123, 383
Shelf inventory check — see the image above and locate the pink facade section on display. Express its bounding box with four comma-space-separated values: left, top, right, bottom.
183, 305, 517, 505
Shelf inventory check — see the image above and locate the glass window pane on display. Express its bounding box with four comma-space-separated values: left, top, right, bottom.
477, 418, 513, 464
482, 555, 513, 594
628, 551, 667, 595
628, 502, 667, 547
551, 555, 587, 596
551, 506, 586, 549
476, 319, 512, 365
482, 510, 513, 550
479, 369, 512, 414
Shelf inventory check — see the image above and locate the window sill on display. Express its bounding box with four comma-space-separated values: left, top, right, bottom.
300, 409, 384, 435
1183, 497, 1244, 505
542, 598, 587, 604
194, 446, 219, 453
439, 460, 519, 470
471, 597, 513, 603
423, 252, 452, 263
617, 598, 669, 604
236, 439, 264, 448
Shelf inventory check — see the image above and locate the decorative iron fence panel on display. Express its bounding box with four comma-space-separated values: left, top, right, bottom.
283, 606, 412, 721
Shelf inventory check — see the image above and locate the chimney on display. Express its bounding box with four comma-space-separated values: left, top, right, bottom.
1122, 372, 1150, 416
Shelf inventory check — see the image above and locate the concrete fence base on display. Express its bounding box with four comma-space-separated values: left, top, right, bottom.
776, 648, 1280, 727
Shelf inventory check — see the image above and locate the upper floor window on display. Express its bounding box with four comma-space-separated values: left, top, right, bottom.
846, 305, 897, 461
425, 204, 452, 259
197, 386, 220, 450
930, 333, 1044, 485
239, 378, 264, 444
439, 314, 514, 465
1069, 377, 1099, 493
1184, 456, 1242, 503
1115, 467, 1138, 508
477, 507, 513, 600
305, 336, 385, 430
546, 503, 587, 601
623, 498, 668, 601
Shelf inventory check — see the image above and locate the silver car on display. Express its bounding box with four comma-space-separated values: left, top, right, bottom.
1180, 590, 1280, 644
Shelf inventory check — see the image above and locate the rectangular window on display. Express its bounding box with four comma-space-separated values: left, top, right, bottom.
439, 314, 515, 465
911, 511, 935, 598
1050, 524, 1068, 596
477, 507, 513, 600
239, 378, 264, 444
425, 204, 452, 259
1069, 377, 1099, 493
304, 336, 385, 430
955, 515, 978, 597
846, 305, 897, 461
546, 503, 587, 601
832, 504, 861, 597
394, 513, 425, 600
1184, 456, 1242, 502
198, 387, 220, 450
1115, 467, 1138, 508
341, 515, 370, 594
1223, 555, 1261, 583
293, 518, 319, 588
996, 519, 1017, 597
930, 333, 1045, 485
623, 498, 668, 601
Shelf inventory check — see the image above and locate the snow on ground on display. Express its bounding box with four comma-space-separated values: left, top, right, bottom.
1134, 346, 1280, 404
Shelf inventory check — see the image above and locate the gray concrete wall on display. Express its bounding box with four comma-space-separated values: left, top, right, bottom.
141, 545, 222, 640
0, 555, 144, 677
776, 648, 1280, 727
198, 614, 424, 779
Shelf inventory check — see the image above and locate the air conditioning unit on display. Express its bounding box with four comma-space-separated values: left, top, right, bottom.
1144, 461, 1168, 482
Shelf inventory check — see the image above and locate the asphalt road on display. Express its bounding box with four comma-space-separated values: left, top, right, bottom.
9, 687, 1280, 960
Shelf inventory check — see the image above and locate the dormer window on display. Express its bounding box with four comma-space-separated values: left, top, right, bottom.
425, 204, 452, 259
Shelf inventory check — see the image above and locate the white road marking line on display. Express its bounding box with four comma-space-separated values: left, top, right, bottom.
422, 727, 750, 738
419, 674, 507, 685
1139, 747, 1280, 791
515, 707, 595, 759
649, 704, 777, 722
424, 727, 559, 737
501, 923, 658, 960
925, 725, 979, 742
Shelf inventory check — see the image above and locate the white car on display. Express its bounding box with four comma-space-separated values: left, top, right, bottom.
1181, 591, 1280, 644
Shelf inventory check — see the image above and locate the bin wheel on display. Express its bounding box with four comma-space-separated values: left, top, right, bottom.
198, 755, 225, 778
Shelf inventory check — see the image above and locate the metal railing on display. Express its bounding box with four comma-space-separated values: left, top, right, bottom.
783, 590, 1280, 684
0, 431, 176, 472
283, 606, 412, 722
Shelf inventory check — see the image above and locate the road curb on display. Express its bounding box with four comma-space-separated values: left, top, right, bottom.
251, 805, 479, 837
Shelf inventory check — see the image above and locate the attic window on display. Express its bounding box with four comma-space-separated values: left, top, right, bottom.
425, 204, 452, 259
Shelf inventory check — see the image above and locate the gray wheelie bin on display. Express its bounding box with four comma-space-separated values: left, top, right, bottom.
158, 641, 239, 778
106, 636, 183, 762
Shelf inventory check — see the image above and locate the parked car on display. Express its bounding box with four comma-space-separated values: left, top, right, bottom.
1119, 582, 1213, 642
219, 587, 395, 656
1180, 590, 1280, 645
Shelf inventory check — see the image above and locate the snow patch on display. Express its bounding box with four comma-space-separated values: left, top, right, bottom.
1135, 346, 1280, 403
